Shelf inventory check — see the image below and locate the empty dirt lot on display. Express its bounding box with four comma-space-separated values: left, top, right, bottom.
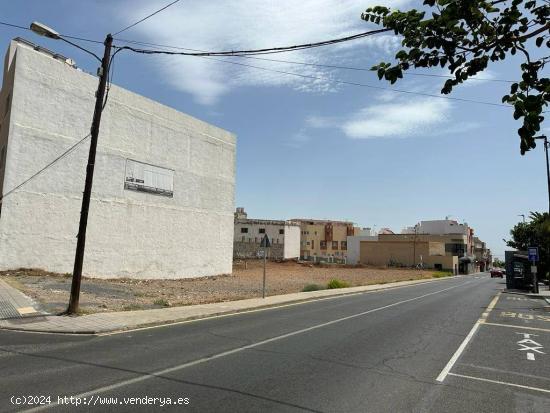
1, 261, 446, 314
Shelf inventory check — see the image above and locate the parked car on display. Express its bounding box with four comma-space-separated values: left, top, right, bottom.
490, 268, 504, 278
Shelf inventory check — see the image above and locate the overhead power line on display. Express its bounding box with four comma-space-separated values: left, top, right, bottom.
114, 37, 516, 83
0, 134, 91, 204
113, 0, 182, 36
197, 55, 510, 108
114, 28, 392, 57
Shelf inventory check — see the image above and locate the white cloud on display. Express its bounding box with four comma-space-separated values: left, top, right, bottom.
116, 0, 412, 104
343, 98, 451, 139
302, 96, 456, 140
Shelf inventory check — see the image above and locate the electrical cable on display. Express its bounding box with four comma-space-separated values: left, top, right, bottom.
171, 54, 513, 108
0, 20, 103, 44
102, 47, 126, 109
0, 134, 91, 204
113, 28, 392, 57
113, 0, 181, 36
114, 37, 516, 83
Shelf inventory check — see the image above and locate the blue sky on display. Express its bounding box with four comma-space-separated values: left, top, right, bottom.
1, 0, 548, 259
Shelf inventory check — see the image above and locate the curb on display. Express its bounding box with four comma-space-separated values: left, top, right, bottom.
1, 274, 469, 335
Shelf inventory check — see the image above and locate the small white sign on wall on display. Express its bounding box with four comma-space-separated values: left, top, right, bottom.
124, 159, 174, 197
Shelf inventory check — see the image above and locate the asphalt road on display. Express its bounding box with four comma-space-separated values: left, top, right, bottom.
1, 274, 549, 412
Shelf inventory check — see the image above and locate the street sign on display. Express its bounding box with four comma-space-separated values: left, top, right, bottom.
528, 247, 539, 262
260, 234, 271, 248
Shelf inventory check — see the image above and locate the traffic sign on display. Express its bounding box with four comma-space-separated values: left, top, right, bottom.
260, 234, 271, 248
528, 247, 539, 262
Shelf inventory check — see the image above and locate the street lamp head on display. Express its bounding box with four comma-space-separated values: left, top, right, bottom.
30, 22, 60, 40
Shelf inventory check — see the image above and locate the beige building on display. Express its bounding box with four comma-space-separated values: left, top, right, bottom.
293, 219, 359, 263
358, 234, 459, 273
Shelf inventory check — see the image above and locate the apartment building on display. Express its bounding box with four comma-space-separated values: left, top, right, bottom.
402, 219, 476, 273
233, 208, 300, 260
293, 219, 359, 263
0, 38, 236, 279
473, 237, 491, 271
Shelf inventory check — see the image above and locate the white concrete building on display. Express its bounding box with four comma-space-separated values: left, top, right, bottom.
233, 208, 300, 260
0, 38, 236, 279
402, 220, 469, 235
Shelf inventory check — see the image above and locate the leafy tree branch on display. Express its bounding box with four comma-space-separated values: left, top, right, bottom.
362, 0, 549, 154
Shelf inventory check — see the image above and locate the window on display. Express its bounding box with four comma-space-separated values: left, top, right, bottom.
259, 228, 266, 234
311, 240, 314, 249
241, 228, 248, 233
241, 236, 245, 242
248, 238, 251, 243
320, 241, 327, 250
276, 238, 279, 244
341, 241, 347, 250
124, 159, 174, 197
306, 241, 310, 246
332, 241, 338, 250
279, 229, 284, 235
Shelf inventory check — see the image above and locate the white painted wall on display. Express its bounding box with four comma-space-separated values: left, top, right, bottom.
0, 40, 236, 279
402, 220, 469, 235
283, 224, 300, 259
347, 235, 378, 265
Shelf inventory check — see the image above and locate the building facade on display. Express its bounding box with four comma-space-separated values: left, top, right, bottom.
356, 234, 459, 272
0, 38, 236, 279
473, 237, 491, 272
293, 219, 359, 263
402, 219, 477, 274
233, 208, 300, 260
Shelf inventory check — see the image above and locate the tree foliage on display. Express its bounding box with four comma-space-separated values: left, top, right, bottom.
362, 0, 549, 154
506, 211, 550, 279
493, 258, 505, 267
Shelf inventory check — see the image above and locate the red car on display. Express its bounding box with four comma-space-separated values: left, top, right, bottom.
490, 268, 504, 278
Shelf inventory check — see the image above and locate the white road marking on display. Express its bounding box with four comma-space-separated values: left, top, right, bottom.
527, 353, 535, 361
98, 275, 466, 337
22, 281, 473, 412
17, 307, 37, 315
448, 372, 550, 394
436, 292, 500, 383
481, 322, 550, 333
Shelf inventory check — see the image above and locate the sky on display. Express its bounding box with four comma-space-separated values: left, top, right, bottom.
0, 0, 548, 259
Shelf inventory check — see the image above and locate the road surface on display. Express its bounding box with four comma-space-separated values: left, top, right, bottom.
1, 274, 549, 412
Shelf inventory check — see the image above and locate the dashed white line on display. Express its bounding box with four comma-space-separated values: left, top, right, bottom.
448, 372, 550, 394
436, 292, 500, 382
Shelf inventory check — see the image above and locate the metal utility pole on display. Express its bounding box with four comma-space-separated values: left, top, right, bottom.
263, 249, 267, 298
544, 137, 550, 215
260, 234, 271, 299
412, 225, 418, 268
67, 34, 113, 314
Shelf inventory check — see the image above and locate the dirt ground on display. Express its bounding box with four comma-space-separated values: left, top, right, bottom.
1, 261, 444, 314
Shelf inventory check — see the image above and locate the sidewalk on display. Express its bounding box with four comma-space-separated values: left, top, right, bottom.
0, 280, 43, 319
0, 276, 459, 335
503, 286, 550, 304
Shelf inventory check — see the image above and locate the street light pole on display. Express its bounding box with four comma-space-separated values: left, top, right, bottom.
68, 34, 113, 314
544, 137, 550, 215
